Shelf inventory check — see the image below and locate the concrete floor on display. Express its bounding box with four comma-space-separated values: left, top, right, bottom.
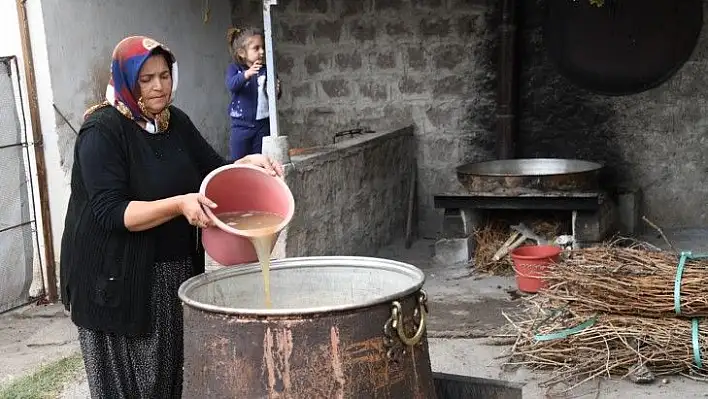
2, 231, 708, 398
379, 236, 708, 398
0, 304, 78, 387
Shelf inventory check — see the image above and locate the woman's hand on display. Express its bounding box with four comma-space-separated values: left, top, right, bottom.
235, 154, 284, 177
179, 193, 217, 229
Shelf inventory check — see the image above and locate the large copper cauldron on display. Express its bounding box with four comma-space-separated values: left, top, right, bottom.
179, 256, 436, 399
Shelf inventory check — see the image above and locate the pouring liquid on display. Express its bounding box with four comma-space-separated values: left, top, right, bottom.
217, 211, 284, 308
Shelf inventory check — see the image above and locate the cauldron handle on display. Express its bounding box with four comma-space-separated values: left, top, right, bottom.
389, 290, 428, 347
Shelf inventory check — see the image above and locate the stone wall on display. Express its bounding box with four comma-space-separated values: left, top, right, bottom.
283, 126, 415, 256
231, 0, 498, 235
235, 0, 708, 235
518, 0, 708, 229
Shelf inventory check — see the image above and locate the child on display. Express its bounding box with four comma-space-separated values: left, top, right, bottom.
225, 27, 282, 160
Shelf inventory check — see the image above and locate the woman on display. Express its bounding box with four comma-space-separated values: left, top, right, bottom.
59, 36, 282, 398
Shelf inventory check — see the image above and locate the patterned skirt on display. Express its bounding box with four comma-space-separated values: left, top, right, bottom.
77, 259, 192, 399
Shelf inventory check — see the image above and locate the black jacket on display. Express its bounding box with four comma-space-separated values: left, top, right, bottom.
60, 105, 226, 336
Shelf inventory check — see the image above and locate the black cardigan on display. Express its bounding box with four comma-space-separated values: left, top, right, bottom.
60, 106, 227, 336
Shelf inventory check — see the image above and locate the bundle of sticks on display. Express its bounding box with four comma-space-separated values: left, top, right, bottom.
503, 298, 708, 388
501, 243, 708, 390
472, 220, 562, 275
543, 246, 708, 318
472, 221, 515, 275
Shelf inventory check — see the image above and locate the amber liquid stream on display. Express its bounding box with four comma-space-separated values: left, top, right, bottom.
217, 211, 284, 308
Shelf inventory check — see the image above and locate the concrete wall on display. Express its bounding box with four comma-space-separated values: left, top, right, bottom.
284, 127, 414, 256
517, 1, 708, 229
40, 0, 233, 259
231, 0, 497, 236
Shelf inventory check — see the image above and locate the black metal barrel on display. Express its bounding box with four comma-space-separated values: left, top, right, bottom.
179, 256, 437, 399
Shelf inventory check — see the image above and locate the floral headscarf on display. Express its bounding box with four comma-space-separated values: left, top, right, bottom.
84, 36, 179, 133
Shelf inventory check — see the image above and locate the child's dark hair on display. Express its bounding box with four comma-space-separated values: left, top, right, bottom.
227, 27, 264, 65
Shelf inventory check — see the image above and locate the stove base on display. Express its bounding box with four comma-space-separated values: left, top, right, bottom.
434, 237, 475, 265
433, 191, 617, 262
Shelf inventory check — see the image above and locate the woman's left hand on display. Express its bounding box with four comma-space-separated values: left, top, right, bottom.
235, 154, 284, 177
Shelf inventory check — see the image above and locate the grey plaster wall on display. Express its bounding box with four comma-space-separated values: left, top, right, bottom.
284, 127, 415, 256
518, 1, 708, 229
231, 0, 497, 235
41, 0, 233, 174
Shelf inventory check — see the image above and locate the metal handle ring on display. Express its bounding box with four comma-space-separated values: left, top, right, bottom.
390, 294, 428, 347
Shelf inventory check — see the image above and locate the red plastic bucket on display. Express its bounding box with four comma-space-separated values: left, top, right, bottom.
199, 164, 295, 266
510, 245, 562, 293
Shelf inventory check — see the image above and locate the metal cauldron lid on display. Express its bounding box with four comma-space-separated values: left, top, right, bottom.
178, 256, 426, 316
544, 0, 702, 96
456, 158, 603, 177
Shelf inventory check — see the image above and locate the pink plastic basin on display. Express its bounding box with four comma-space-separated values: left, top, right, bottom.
199, 164, 295, 266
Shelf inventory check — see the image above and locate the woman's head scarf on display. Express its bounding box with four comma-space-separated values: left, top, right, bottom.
84, 36, 178, 133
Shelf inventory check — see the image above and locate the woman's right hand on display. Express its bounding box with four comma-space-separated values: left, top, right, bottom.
179, 193, 217, 229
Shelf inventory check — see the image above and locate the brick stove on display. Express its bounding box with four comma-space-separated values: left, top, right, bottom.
432, 159, 617, 264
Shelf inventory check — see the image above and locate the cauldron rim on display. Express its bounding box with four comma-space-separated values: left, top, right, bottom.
178, 256, 426, 317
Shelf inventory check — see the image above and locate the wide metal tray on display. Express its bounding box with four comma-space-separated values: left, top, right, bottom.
456, 158, 603, 193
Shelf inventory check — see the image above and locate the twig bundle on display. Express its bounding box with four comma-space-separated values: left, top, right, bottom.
543, 247, 708, 318
503, 299, 708, 389
472, 220, 563, 276
472, 222, 514, 275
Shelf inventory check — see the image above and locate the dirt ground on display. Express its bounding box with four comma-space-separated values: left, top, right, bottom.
0, 303, 82, 397
2, 235, 708, 398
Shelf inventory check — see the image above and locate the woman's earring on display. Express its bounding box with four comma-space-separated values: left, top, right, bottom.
137, 96, 148, 115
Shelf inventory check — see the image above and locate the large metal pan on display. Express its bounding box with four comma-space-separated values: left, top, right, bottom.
456, 158, 603, 193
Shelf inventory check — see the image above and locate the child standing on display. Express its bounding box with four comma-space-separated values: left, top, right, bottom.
225, 27, 281, 160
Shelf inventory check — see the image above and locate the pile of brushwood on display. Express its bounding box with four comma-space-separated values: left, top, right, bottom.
502, 241, 708, 390
472, 220, 562, 276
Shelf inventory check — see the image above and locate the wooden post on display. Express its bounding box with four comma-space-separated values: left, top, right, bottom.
16, 0, 58, 303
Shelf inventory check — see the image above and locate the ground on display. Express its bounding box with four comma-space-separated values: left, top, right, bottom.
1, 232, 708, 398
0, 305, 79, 393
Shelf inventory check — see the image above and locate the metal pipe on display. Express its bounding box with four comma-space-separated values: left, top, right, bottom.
262, 0, 279, 138
496, 0, 518, 160
15, 0, 58, 302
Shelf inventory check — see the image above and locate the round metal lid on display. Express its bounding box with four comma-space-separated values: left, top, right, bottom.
544, 0, 703, 95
